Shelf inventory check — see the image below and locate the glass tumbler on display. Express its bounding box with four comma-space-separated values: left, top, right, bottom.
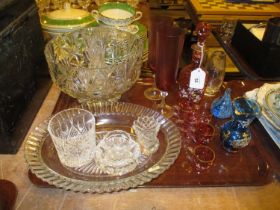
132, 116, 160, 155
205, 50, 226, 96
48, 108, 96, 168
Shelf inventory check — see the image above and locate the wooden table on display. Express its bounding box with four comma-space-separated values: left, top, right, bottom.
185, 0, 280, 25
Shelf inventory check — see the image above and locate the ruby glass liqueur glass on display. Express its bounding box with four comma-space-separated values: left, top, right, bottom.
193, 122, 215, 144
155, 24, 185, 118
144, 16, 174, 101
186, 145, 215, 172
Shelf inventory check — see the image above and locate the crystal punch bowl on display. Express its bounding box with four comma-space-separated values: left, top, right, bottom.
45, 27, 144, 103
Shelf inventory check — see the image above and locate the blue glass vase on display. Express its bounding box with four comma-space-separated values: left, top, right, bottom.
211, 88, 232, 119
221, 97, 261, 152
221, 120, 251, 153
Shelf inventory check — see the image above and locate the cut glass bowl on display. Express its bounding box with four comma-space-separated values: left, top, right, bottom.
45, 26, 144, 103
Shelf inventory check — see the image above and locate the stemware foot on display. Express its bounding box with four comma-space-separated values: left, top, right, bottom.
144, 87, 162, 101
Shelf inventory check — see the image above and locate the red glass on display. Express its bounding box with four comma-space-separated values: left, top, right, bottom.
177, 22, 212, 108
187, 145, 215, 172
177, 44, 208, 107
179, 108, 200, 124
193, 122, 215, 144
144, 16, 173, 101
148, 16, 173, 71
155, 25, 185, 91
154, 24, 185, 118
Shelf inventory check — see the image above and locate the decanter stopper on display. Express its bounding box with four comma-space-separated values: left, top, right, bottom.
196, 22, 212, 46
211, 88, 232, 119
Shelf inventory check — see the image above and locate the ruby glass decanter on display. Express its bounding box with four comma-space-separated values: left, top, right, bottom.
175, 22, 212, 130
177, 22, 212, 109
175, 23, 216, 174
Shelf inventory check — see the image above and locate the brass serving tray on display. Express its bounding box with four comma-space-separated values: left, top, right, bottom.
24, 102, 181, 193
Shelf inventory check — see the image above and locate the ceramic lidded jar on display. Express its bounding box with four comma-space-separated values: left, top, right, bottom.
41, 3, 96, 38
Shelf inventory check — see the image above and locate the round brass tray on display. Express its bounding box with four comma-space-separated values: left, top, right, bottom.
24, 102, 181, 193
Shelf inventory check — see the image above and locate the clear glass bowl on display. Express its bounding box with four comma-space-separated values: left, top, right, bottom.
95, 130, 141, 176
45, 26, 144, 103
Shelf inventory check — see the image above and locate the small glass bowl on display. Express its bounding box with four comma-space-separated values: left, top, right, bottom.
48, 108, 96, 168
95, 130, 141, 175
132, 116, 160, 155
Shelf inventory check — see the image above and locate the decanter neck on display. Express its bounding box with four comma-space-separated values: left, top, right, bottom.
191, 43, 205, 67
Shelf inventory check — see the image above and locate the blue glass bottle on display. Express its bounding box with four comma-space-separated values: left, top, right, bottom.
211, 88, 232, 119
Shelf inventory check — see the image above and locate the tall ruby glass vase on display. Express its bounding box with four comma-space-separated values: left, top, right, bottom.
155, 24, 185, 118
144, 16, 173, 101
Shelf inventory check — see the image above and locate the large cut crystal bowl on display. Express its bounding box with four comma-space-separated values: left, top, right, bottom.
45, 26, 144, 103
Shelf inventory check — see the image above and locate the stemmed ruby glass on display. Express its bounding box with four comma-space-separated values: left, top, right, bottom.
144, 15, 174, 101
154, 24, 185, 118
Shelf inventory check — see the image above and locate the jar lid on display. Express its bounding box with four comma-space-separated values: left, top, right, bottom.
41, 3, 94, 29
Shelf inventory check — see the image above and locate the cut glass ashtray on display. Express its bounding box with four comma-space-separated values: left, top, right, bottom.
95, 130, 141, 176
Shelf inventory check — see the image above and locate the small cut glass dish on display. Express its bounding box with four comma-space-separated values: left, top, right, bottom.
95, 130, 141, 176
